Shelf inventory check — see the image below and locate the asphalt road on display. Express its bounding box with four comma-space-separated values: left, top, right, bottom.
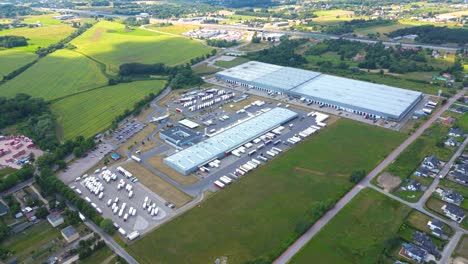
274, 89, 466, 264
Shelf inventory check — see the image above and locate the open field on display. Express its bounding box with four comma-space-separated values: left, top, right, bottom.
0, 49, 108, 100
79, 245, 114, 264
238, 41, 272, 52
455, 235, 468, 259
385, 123, 455, 180
72, 21, 211, 74
2, 221, 64, 263
0, 24, 75, 52
51, 80, 166, 140
147, 24, 199, 35
128, 120, 404, 263
0, 49, 37, 78
123, 161, 192, 207
291, 188, 410, 264
22, 14, 64, 26
354, 23, 414, 39
214, 57, 250, 68
147, 155, 199, 186
192, 63, 220, 76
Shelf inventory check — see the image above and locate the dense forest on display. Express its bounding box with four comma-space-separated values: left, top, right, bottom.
0, 5, 36, 18
206, 39, 238, 48
247, 37, 307, 67
0, 94, 49, 129
0, 36, 28, 48
387, 26, 468, 45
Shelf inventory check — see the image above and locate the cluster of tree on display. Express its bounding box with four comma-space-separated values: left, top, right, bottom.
202, 18, 219, 24
123, 17, 149, 27
36, 169, 103, 224
199, 0, 275, 8
206, 39, 238, 48
0, 36, 27, 48
3, 194, 20, 216
168, 64, 203, 89
116, 2, 217, 18
19, 112, 58, 151
0, 94, 49, 129
387, 25, 468, 45
36, 136, 96, 169
0, 165, 34, 192
90, 0, 110, 6
100, 218, 115, 234
36, 23, 93, 57
190, 49, 217, 65
0, 5, 36, 18
77, 234, 106, 259
349, 170, 366, 184
247, 37, 307, 67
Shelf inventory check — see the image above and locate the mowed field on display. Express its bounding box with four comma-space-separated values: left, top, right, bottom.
0, 49, 37, 77
51, 80, 166, 140
71, 21, 211, 74
127, 120, 405, 264
0, 49, 108, 100
291, 188, 410, 264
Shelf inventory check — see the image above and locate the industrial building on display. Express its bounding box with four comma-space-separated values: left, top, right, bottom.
164, 108, 298, 175
160, 126, 202, 147
216, 61, 423, 121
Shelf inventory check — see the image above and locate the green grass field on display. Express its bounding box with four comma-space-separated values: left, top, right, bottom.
214, 57, 250, 68
71, 21, 211, 74
79, 246, 114, 264
0, 24, 75, 52
22, 14, 64, 26
146, 24, 199, 35
51, 80, 165, 140
291, 188, 411, 264
127, 120, 404, 263
0, 49, 108, 100
0, 49, 37, 78
354, 23, 413, 39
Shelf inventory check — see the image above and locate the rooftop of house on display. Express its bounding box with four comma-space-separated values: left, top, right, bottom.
443, 203, 465, 217
408, 179, 422, 188
413, 231, 439, 255
61, 225, 78, 238
46, 213, 63, 223
403, 242, 427, 258
428, 219, 444, 229
449, 128, 464, 135
443, 189, 464, 204
424, 155, 439, 165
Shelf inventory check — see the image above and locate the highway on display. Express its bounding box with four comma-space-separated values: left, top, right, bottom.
274, 89, 466, 264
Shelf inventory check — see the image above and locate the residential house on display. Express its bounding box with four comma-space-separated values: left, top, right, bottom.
0, 202, 8, 217
413, 231, 440, 257
414, 166, 430, 177
442, 116, 455, 126
427, 219, 444, 237
452, 171, 468, 184
441, 189, 464, 206
407, 179, 422, 191
441, 204, 466, 223
459, 155, 468, 165
456, 164, 468, 174
402, 242, 427, 263
47, 213, 64, 228
448, 128, 464, 138
444, 137, 458, 147
61, 226, 79, 243
422, 156, 440, 170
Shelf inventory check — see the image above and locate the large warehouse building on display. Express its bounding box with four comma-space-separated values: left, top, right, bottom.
215, 61, 423, 121
164, 107, 298, 175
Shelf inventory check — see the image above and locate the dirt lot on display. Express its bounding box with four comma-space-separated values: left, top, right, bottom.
377, 172, 402, 192
118, 123, 159, 154
123, 161, 192, 207
147, 155, 199, 186
0, 137, 43, 169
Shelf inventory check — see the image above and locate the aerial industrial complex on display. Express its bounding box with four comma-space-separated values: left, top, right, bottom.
164, 107, 298, 175
215, 61, 423, 121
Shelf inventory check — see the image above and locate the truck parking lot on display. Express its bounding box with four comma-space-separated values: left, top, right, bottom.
69, 165, 173, 237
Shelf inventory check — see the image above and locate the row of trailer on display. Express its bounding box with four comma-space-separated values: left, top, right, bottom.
142, 196, 160, 217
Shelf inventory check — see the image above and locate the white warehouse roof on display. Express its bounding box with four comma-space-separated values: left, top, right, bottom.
216, 61, 423, 120
164, 108, 298, 175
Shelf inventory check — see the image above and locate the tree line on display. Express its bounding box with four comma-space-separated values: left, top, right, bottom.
387, 25, 468, 45
206, 39, 238, 48
36, 23, 93, 57
0, 36, 28, 48
246, 37, 307, 67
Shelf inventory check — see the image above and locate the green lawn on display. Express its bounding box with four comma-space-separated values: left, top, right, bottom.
79, 246, 114, 264
22, 14, 64, 26
0, 167, 16, 177
127, 120, 404, 264
455, 113, 468, 132
0, 49, 108, 100
0, 49, 37, 78
71, 21, 212, 75
291, 188, 411, 264
51, 80, 166, 140
2, 221, 64, 263
214, 57, 250, 68
406, 210, 453, 236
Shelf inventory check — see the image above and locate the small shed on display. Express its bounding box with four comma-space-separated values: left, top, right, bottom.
61, 226, 79, 243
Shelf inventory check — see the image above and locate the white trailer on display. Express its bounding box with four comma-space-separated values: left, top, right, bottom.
214, 180, 225, 189
220, 176, 232, 185
127, 231, 140, 241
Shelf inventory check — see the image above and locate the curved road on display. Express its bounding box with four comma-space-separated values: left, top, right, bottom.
274, 88, 466, 264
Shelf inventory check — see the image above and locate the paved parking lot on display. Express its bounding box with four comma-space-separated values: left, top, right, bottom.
70, 165, 174, 236
112, 120, 146, 144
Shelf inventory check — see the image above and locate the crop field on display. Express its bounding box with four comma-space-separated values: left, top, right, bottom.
0, 49, 108, 100
51, 80, 166, 140
127, 120, 404, 264
0, 49, 37, 77
291, 188, 410, 264
71, 21, 211, 74
354, 23, 413, 39
0, 24, 75, 52
22, 14, 64, 25
146, 24, 199, 35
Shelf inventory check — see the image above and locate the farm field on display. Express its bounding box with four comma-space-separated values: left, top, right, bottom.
0, 49, 37, 78
71, 21, 212, 74
146, 24, 199, 35
0, 49, 108, 101
291, 188, 410, 264
127, 120, 404, 264
353, 23, 414, 39
0, 23, 75, 52
51, 80, 166, 140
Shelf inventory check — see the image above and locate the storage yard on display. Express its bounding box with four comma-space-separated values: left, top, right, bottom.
0, 135, 43, 169
215, 61, 423, 122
